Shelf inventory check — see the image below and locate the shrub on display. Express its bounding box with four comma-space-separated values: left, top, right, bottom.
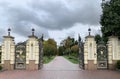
0, 65, 2, 70
116, 60, 120, 69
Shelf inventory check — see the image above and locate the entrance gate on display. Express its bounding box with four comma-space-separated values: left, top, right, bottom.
97, 41, 108, 69
78, 35, 84, 69
38, 40, 43, 69
15, 42, 26, 69
0, 51, 1, 63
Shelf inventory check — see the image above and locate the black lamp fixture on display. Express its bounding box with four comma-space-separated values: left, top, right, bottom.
32, 28, 35, 36
88, 28, 91, 36
8, 28, 11, 36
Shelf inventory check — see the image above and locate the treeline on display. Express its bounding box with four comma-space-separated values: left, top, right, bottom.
43, 37, 79, 57
58, 36, 79, 57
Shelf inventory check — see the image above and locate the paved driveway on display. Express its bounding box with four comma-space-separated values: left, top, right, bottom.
42, 56, 80, 71
0, 56, 120, 79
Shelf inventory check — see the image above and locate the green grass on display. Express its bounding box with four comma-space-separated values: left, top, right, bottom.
43, 56, 55, 64
64, 55, 79, 64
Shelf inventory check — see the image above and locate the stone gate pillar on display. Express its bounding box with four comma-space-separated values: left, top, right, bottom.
108, 36, 120, 69
26, 28, 39, 70
84, 28, 97, 70
1, 28, 15, 70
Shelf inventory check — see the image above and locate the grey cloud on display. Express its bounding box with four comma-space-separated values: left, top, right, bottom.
0, 0, 102, 39
0, 28, 5, 43
66, 31, 75, 38
1, 6, 49, 38
30, 0, 102, 29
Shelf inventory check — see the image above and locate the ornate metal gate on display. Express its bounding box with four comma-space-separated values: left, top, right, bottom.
38, 35, 44, 69
97, 41, 108, 69
0, 51, 1, 63
78, 35, 84, 69
0, 46, 1, 63
15, 42, 26, 69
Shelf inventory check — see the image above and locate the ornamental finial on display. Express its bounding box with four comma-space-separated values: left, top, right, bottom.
32, 28, 35, 36
88, 28, 91, 36
8, 28, 11, 36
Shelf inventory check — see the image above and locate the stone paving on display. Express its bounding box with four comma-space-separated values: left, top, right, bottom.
0, 56, 120, 79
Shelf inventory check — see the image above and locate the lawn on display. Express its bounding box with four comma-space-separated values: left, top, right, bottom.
43, 56, 55, 64
64, 55, 79, 64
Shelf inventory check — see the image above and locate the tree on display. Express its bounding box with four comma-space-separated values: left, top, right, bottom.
71, 45, 79, 56
100, 0, 120, 43
95, 34, 102, 44
58, 46, 65, 56
63, 37, 75, 55
43, 39, 57, 56
64, 48, 71, 55
59, 36, 79, 56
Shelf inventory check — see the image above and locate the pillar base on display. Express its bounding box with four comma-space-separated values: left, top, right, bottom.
85, 60, 97, 70
26, 60, 38, 70
109, 60, 117, 70
3, 60, 14, 70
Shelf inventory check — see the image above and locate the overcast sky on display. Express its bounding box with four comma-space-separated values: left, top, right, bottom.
0, 0, 103, 45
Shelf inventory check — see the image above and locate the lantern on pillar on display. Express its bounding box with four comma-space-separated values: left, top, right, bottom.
32, 28, 35, 36
8, 28, 11, 36
88, 28, 91, 36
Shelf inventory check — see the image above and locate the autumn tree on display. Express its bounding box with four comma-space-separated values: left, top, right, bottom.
71, 45, 79, 56
43, 39, 57, 56
59, 36, 79, 56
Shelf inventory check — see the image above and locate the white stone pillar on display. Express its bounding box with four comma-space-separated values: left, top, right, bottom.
26, 36, 39, 70
84, 36, 97, 70
1, 36, 15, 70
108, 36, 120, 69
